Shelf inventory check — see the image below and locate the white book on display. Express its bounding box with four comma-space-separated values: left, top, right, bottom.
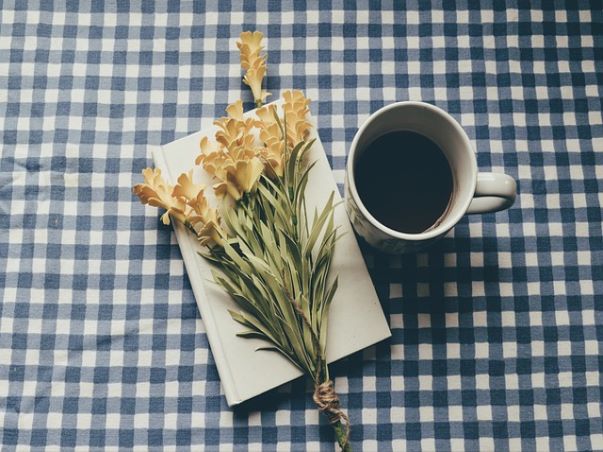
152, 107, 391, 406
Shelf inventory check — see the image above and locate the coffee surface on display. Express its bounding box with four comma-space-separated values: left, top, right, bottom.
354, 131, 453, 234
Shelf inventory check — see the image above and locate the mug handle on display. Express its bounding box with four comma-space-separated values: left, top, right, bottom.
466, 172, 517, 214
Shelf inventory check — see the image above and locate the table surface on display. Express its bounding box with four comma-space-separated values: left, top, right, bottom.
1, 1, 602, 450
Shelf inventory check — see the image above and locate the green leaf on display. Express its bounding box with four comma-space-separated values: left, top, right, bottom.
236, 330, 268, 340
295, 160, 317, 207
255, 346, 301, 369
304, 191, 335, 257
199, 115, 341, 383
286, 140, 305, 184
228, 309, 282, 348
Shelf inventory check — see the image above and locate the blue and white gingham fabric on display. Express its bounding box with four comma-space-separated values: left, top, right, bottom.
1, 1, 602, 450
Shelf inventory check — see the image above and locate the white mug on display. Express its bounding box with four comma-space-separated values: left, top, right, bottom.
345, 101, 517, 254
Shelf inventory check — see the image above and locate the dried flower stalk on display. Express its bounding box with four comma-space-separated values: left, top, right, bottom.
133, 32, 350, 451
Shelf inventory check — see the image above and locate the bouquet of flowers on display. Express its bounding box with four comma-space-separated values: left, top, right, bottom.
133, 32, 351, 451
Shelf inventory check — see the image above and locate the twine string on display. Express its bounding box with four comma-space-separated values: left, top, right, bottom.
313, 380, 350, 447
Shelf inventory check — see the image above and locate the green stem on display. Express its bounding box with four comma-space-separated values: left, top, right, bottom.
332, 420, 351, 452
316, 364, 351, 451
183, 220, 198, 237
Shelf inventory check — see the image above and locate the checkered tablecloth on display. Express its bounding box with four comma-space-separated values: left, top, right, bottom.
1, 1, 602, 450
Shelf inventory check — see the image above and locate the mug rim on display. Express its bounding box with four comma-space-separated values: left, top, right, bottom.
346, 100, 478, 241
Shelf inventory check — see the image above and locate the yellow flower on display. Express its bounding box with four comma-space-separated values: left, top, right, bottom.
213, 156, 264, 200
133, 168, 226, 246
234, 157, 264, 193
210, 101, 257, 151
132, 168, 186, 225
255, 104, 284, 176
237, 31, 264, 70
259, 138, 285, 178
199, 149, 228, 181
256, 103, 278, 126
187, 190, 225, 246
282, 89, 311, 146
258, 117, 285, 177
195, 101, 266, 200
243, 57, 270, 107
226, 99, 261, 134
196, 134, 264, 201
225, 99, 244, 120
237, 31, 270, 106
197, 220, 224, 247
195, 136, 221, 165
172, 170, 205, 205
213, 117, 244, 149
255, 95, 311, 177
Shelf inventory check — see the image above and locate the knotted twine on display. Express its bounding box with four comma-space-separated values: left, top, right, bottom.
313, 380, 350, 447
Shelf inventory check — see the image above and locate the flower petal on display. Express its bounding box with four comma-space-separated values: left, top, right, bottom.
172, 170, 205, 204
226, 99, 244, 120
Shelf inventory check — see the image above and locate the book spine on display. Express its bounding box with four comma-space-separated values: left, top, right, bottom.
151, 146, 241, 406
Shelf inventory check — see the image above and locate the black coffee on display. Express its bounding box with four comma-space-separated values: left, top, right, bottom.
354, 131, 453, 234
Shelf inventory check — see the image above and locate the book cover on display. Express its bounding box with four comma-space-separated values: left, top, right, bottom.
152, 111, 391, 406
